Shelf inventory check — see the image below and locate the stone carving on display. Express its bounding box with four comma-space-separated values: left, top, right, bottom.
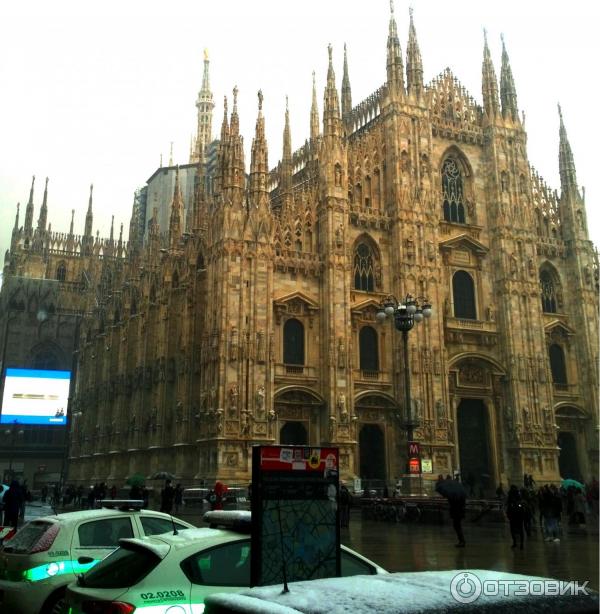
435, 399, 446, 428
229, 383, 239, 413
254, 384, 265, 410
256, 331, 265, 362
337, 337, 346, 368
329, 415, 336, 441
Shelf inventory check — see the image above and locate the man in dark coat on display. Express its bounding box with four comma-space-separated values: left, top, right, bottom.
160, 480, 175, 514
506, 485, 525, 549
3, 480, 23, 529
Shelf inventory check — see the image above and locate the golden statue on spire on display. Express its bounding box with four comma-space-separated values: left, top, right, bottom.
204, 48, 209, 61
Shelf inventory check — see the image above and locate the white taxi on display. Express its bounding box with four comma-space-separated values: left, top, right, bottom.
65, 511, 387, 614
0, 500, 195, 614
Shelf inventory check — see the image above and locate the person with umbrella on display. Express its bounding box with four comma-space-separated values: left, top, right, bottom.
160, 479, 175, 514
435, 476, 466, 547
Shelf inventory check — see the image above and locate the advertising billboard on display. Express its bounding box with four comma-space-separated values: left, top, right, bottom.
251, 445, 340, 588
1, 368, 70, 425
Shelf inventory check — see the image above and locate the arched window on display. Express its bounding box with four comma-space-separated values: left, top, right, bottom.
283, 318, 304, 365
540, 270, 557, 313
130, 298, 137, 316
549, 344, 567, 385
442, 158, 466, 223
56, 262, 67, 282
353, 243, 375, 292
114, 308, 120, 324
196, 252, 205, 270
172, 270, 179, 289
33, 348, 60, 370
359, 326, 379, 371
453, 270, 476, 319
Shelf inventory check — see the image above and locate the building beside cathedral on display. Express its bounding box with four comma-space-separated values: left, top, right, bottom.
2, 6, 598, 492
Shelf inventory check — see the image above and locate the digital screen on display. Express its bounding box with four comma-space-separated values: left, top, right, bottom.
1, 368, 71, 425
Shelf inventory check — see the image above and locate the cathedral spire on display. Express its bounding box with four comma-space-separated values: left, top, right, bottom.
169, 142, 174, 167
169, 166, 183, 248
323, 45, 342, 138
500, 35, 519, 122
85, 183, 94, 238
481, 29, 499, 118
280, 95, 293, 196
37, 177, 49, 232
220, 95, 229, 142
406, 8, 423, 99
13, 202, 20, 233
558, 104, 578, 193
250, 90, 269, 200
69, 210, 75, 236
109, 215, 114, 243
386, 0, 405, 95
24, 175, 35, 235
230, 86, 240, 136
310, 70, 320, 141
341, 43, 352, 123
192, 49, 214, 163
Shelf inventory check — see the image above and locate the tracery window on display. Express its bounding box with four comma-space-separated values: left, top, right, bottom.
452, 270, 476, 319
540, 270, 558, 313
56, 262, 67, 282
442, 158, 465, 223
549, 344, 567, 385
353, 243, 375, 292
359, 326, 379, 371
283, 318, 304, 365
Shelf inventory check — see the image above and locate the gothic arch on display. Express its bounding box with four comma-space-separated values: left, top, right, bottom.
448, 352, 506, 376
274, 386, 325, 405
352, 233, 381, 292
439, 146, 474, 224
539, 262, 563, 313
354, 390, 398, 408
28, 340, 67, 370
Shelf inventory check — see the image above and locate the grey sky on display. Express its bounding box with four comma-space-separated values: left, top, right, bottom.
1, 0, 597, 266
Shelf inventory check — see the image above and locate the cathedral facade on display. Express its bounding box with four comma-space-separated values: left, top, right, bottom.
3, 8, 598, 491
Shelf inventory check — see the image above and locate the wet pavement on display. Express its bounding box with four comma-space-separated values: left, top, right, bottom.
22, 503, 598, 591
342, 510, 599, 591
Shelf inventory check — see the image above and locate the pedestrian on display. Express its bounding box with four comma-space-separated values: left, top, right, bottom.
3, 480, 23, 529
339, 483, 351, 528
506, 485, 525, 549
109, 485, 117, 500
495, 483, 505, 502
436, 476, 466, 548
520, 488, 533, 537
211, 480, 228, 511
174, 484, 184, 513
41, 484, 48, 504
160, 480, 175, 514
540, 485, 562, 542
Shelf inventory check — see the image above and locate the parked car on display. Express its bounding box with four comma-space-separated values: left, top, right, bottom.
0, 499, 195, 614
64, 510, 386, 613
183, 486, 250, 510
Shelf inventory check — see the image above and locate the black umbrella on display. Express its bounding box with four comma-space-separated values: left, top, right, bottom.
149, 471, 176, 480
435, 478, 466, 500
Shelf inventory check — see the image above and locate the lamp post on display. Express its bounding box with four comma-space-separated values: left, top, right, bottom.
376, 295, 433, 474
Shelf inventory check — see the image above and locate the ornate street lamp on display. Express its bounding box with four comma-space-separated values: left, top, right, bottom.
376, 295, 433, 446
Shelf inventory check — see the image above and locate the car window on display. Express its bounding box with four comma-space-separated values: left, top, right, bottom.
2, 521, 57, 554
140, 516, 188, 536
78, 518, 133, 547
341, 549, 377, 576
182, 540, 251, 586
81, 545, 161, 588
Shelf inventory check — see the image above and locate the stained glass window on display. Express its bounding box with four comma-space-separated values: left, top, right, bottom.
442, 158, 465, 223
354, 244, 374, 292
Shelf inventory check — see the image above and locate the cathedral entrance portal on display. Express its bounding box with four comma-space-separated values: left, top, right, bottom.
457, 399, 491, 495
557, 432, 582, 481
359, 424, 386, 481
280, 421, 308, 445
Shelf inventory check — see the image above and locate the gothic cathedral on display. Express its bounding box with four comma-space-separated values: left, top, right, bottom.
3, 7, 598, 490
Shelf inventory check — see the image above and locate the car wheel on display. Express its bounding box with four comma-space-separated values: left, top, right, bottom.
43, 588, 66, 614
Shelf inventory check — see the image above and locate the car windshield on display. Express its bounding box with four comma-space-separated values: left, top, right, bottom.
81, 544, 161, 589
2, 521, 55, 554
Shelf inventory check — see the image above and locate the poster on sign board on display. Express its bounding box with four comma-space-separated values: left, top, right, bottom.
251, 445, 340, 587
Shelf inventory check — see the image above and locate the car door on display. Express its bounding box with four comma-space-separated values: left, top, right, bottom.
71, 517, 135, 572
182, 538, 251, 609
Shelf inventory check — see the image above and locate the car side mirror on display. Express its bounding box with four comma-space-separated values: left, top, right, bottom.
77, 556, 95, 565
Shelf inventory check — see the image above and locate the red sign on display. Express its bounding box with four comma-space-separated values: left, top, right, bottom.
408, 441, 420, 457
259, 446, 338, 472
408, 457, 421, 474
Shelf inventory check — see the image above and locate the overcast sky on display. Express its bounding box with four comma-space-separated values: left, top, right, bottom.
1, 0, 598, 267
